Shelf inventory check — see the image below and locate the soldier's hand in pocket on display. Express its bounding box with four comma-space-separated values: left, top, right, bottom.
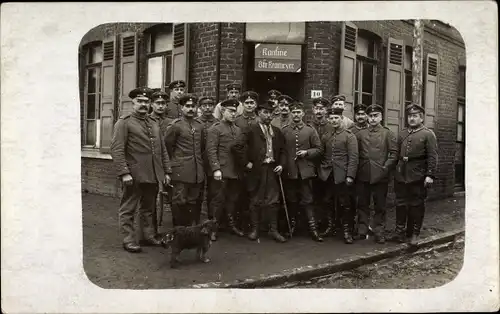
214, 170, 222, 181
424, 176, 434, 188
346, 176, 354, 186
122, 174, 133, 186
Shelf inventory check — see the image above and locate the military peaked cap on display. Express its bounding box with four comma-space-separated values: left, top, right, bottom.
129, 87, 153, 99
179, 94, 198, 106
220, 98, 240, 108
268, 89, 282, 99
406, 103, 425, 114
331, 95, 346, 103
198, 96, 215, 105
312, 97, 330, 107
366, 104, 384, 114
354, 104, 368, 113
257, 99, 275, 111
240, 91, 259, 102
226, 83, 242, 92
328, 107, 344, 115
168, 80, 186, 89
289, 102, 304, 111
151, 90, 168, 101
277, 95, 294, 105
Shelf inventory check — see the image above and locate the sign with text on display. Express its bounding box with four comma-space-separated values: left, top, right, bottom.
311, 90, 322, 98
254, 43, 302, 73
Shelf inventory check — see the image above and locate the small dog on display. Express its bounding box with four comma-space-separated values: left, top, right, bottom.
160, 219, 218, 268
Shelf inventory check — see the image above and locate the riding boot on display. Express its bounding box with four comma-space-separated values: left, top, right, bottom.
227, 213, 245, 237
305, 205, 323, 242
320, 211, 334, 237
410, 204, 425, 245
268, 205, 287, 243
390, 206, 408, 243
343, 224, 354, 244
247, 205, 259, 241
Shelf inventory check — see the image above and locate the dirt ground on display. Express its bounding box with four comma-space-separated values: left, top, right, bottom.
294, 236, 465, 289
82, 193, 465, 289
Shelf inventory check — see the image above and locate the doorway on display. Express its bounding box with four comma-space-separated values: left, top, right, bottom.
244, 43, 304, 101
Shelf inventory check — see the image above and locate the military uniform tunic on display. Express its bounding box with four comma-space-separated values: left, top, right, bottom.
110, 112, 172, 244
234, 113, 259, 129
166, 99, 183, 119
271, 115, 293, 129
355, 124, 398, 236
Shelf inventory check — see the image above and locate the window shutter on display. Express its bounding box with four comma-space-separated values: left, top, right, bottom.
99, 36, 117, 153
424, 53, 439, 130
384, 37, 405, 137
171, 23, 189, 88
339, 22, 358, 120
119, 32, 139, 116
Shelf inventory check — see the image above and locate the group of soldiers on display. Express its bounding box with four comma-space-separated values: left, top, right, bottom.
110, 80, 438, 254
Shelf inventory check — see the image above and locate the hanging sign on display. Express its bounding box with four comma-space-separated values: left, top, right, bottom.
254, 43, 302, 73
311, 90, 323, 98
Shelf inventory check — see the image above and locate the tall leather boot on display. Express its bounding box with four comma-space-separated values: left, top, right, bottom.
343, 224, 354, 244
286, 203, 298, 237
410, 204, 425, 245
268, 205, 287, 243
390, 205, 408, 243
247, 205, 259, 241
305, 205, 323, 242
227, 213, 245, 237
320, 211, 334, 237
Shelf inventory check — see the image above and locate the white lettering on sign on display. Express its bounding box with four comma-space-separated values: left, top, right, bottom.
311, 90, 322, 98
262, 46, 289, 57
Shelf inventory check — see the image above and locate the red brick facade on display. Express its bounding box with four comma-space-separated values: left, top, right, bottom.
80, 20, 465, 200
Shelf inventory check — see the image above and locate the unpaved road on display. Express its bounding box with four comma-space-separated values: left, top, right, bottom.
290, 236, 465, 289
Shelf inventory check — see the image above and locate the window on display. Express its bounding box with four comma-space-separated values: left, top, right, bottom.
83, 43, 103, 147
146, 24, 173, 91
354, 34, 377, 106
403, 46, 413, 127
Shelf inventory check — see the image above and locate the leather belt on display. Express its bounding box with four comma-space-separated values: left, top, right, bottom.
400, 155, 427, 162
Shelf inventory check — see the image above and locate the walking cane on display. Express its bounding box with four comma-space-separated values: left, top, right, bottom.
278, 174, 293, 238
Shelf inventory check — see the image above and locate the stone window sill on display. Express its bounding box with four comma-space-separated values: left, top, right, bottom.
81, 148, 112, 160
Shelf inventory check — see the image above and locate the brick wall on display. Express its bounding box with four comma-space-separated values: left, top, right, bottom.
82, 158, 122, 197
189, 23, 219, 98
219, 23, 245, 100
303, 22, 339, 121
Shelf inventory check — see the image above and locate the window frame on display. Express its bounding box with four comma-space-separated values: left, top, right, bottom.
403, 45, 414, 127
83, 42, 103, 148
145, 24, 174, 92
353, 36, 378, 107
456, 65, 466, 143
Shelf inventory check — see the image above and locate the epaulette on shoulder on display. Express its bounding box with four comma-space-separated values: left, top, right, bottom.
282, 124, 291, 129
171, 118, 182, 123
344, 128, 353, 134
119, 113, 132, 119
193, 117, 204, 124
212, 121, 221, 127
305, 123, 315, 129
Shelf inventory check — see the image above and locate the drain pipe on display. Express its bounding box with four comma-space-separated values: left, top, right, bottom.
215, 22, 222, 103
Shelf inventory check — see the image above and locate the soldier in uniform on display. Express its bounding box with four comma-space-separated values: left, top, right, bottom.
234, 91, 259, 129
281, 102, 323, 241
206, 98, 246, 240
233, 90, 259, 232
319, 107, 359, 244
271, 95, 293, 129
213, 83, 243, 119
268, 89, 282, 118
110, 87, 172, 253
197, 96, 219, 226
164, 94, 206, 227
232, 99, 288, 243
166, 80, 186, 119
149, 90, 172, 137
309, 97, 335, 236
355, 104, 398, 243
390, 103, 438, 245
330, 95, 355, 129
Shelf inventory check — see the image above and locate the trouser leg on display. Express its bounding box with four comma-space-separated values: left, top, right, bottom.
225, 179, 244, 236
336, 183, 354, 244
118, 183, 142, 244
408, 180, 427, 241
392, 181, 409, 242
320, 176, 336, 237
138, 183, 160, 241
171, 181, 191, 227
356, 181, 371, 237
372, 182, 389, 242
284, 179, 299, 236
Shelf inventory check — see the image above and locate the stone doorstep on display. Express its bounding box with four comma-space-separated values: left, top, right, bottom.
190, 228, 465, 289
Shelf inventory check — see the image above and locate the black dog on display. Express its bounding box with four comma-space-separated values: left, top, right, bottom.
160, 219, 218, 268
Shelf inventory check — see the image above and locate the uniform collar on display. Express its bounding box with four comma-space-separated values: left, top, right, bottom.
408, 125, 425, 134
291, 122, 304, 130
242, 112, 256, 119
149, 112, 164, 121
332, 125, 344, 134
132, 111, 147, 120
355, 123, 367, 130
313, 118, 327, 126
200, 115, 215, 122
369, 124, 382, 132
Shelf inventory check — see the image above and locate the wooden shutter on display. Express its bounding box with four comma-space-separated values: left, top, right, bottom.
99, 36, 117, 153
171, 23, 189, 88
424, 53, 439, 130
384, 38, 405, 138
339, 22, 358, 120
119, 32, 139, 116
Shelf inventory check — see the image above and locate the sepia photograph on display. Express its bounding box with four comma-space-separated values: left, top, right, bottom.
2, 2, 498, 313
80, 20, 466, 289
